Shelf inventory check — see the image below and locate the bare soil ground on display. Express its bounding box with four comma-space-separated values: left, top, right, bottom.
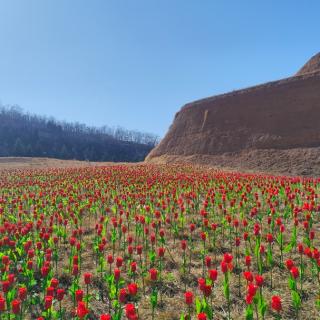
147, 147, 320, 177
0, 157, 121, 169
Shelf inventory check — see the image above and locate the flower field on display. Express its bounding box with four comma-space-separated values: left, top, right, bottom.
0, 164, 319, 319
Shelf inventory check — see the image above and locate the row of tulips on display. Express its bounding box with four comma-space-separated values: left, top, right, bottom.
0, 165, 319, 319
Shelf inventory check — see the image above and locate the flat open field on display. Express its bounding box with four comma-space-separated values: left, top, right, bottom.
0, 163, 319, 319
0, 157, 118, 169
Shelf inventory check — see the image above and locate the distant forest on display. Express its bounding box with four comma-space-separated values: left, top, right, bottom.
0, 105, 159, 162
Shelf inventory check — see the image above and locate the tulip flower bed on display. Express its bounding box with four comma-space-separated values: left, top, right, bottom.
0, 164, 319, 319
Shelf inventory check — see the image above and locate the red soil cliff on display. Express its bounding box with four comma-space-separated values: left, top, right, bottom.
146, 54, 320, 176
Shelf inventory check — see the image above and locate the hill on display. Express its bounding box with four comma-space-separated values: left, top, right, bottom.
146, 54, 320, 176
0, 106, 158, 162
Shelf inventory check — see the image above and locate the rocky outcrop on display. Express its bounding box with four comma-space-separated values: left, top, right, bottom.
146, 54, 320, 176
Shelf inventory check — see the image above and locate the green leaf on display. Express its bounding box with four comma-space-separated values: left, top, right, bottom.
254, 239, 260, 257
291, 290, 301, 309
7, 288, 17, 303
150, 289, 158, 308
204, 302, 213, 319
267, 247, 273, 265
148, 251, 156, 263
195, 297, 202, 314
245, 305, 254, 320
276, 233, 282, 245
111, 228, 117, 242
283, 243, 293, 254
288, 277, 296, 291
223, 282, 230, 299
202, 297, 207, 309
258, 298, 267, 317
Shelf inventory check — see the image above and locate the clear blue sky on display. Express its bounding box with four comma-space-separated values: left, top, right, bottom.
0, 1, 319, 136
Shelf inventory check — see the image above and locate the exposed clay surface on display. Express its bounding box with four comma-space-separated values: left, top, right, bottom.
296, 52, 320, 75
146, 54, 320, 176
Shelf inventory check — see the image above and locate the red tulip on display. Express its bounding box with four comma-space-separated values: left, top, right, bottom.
84, 273, 92, 285
285, 259, 294, 270
203, 284, 212, 297
75, 289, 84, 302
57, 288, 65, 301
297, 243, 304, 254
41, 266, 49, 277
2, 256, 9, 265
208, 269, 218, 282
149, 268, 158, 281
205, 256, 211, 268
184, 291, 193, 305
27, 260, 33, 270
125, 303, 137, 319
221, 261, 228, 273
50, 278, 59, 289
271, 295, 282, 312
245, 256, 251, 267
197, 312, 207, 320
223, 253, 233, 264
130, 262, 137, 273
246, 294, 253, 305
77, 301, 89, 319
11, 299, 21, 314
8, 274, 14, 285
159, 229, 165, 237
119, 288, 127, 303
266, 233, 274, 243
136, 245, 143, 255
116, 257, 123, 268
255, 275, 264, 287
2, 280, 10, 293
72, 264, 79, 276
198, 278, 205, 291
44, 295, 53, 309
46, 286, 54, 297
0, 297, 5, 311
243, 271, 253, 282
107, 255, 114, 264
290, 266, 299, 279
127, 283, 138, 296
247, 283, 257, 297
114, 268, 121, 280
158, 247, 165, 257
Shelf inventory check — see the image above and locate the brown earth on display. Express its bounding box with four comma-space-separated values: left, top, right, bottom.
146, 54, 320, 176
0, 157, 121, 169
296, 52, 320, 75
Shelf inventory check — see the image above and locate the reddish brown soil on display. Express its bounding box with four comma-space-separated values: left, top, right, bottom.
147, 55, 320, 176
0, 157, 123, 169
296, 52, 320, 75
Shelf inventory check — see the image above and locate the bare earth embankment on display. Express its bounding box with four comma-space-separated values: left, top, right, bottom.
146, 53, 320, 177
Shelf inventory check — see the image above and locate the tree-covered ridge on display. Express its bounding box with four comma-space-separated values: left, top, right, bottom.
0, 105, 159, 162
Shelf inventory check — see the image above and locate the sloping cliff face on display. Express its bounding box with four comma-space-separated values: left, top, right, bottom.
146, 55, 320, 176
296, 52, 320, 75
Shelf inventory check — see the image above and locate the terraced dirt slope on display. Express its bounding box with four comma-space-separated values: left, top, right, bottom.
146, 54, 320, 176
